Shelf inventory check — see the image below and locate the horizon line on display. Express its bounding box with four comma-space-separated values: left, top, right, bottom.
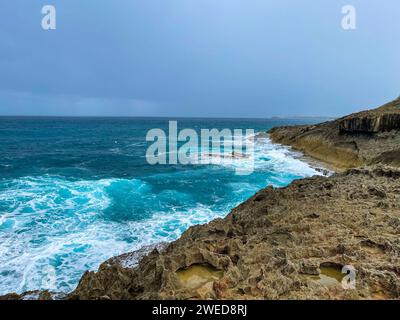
0, 115, 336, 120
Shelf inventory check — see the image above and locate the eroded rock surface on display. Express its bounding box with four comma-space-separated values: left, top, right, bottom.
269, 98, 400, 169
68, 167, 400, 300
339, 98, 400, 133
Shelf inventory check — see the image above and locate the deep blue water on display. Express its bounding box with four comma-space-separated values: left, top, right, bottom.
0, 117, 326, 294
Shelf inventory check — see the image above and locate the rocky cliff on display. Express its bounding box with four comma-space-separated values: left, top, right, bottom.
339, 98, 400, 133
269, 98, 400, 170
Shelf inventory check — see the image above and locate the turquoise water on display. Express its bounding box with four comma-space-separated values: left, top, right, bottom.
0, 117, 325, 295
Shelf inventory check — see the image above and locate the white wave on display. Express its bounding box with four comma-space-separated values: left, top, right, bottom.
190, 133, 325, 178
0, 175, 228, 295
0, 133, 329, 295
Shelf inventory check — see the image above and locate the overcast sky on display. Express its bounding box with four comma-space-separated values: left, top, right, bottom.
0, 0, 399, 117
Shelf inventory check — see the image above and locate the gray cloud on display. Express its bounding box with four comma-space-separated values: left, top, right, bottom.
0, 0, 399, 117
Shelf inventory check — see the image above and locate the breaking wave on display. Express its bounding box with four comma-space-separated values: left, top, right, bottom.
0, 122, 326, 295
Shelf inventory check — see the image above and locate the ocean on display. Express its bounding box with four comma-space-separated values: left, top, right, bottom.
0, 117, 326, 295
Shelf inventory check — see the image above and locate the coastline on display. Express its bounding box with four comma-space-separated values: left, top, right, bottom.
6, 165, 400, 300
268, 97, 400, 170
273, 138, 340, 174
255, 132, 335, 175
268, 136, 337, 175
74, 134, 332, 296
65, 165, 400, 300
1, 130, 333, 300
2, 97, 400, 300
65, 99, 400, 300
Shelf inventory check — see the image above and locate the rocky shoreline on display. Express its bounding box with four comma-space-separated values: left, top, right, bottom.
65, 166, 400, 300
269, 98, 400, 170
2, 98, 400, 300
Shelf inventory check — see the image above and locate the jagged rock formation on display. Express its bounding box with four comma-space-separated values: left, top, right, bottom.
66, 167, 400, 300
269, 98, 400, 170
339, 98, 400, 133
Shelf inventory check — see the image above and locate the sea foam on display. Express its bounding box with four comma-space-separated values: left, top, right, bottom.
0, 129, 324, 295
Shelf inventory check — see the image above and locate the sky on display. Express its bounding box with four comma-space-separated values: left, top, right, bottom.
0, 0, 399, 117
